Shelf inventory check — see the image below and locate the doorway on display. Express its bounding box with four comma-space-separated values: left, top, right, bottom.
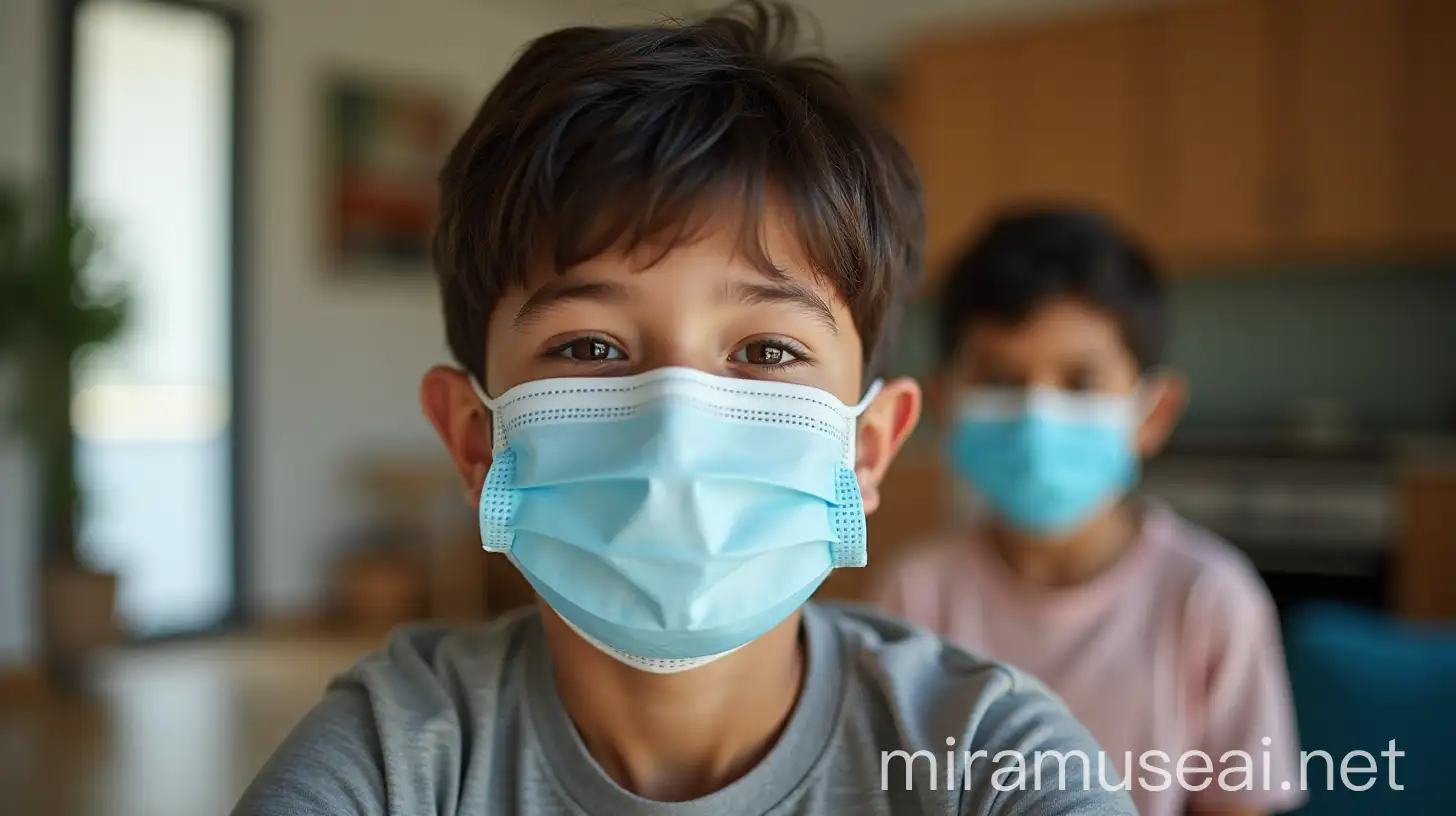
62, 0, 247, 637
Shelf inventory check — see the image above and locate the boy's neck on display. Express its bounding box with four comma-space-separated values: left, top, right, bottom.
989, 500, 1140, 588
542, 606, 806, 802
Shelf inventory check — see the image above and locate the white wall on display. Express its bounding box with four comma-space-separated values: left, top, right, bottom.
244, 0, 565, 618
0, 0, 50, 669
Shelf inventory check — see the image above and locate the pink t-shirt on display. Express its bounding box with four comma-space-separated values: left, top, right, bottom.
872, 501, 1306, 816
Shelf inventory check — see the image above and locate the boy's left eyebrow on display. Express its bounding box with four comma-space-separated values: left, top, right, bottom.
727, 279, 839, 334
513, 280, 631, 327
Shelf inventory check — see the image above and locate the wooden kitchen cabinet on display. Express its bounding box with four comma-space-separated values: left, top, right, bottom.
1143, 0, 1273, 265
1155, 0, 1416, 262
1393, 463, 1456, 623
1270, 0, 1404, 257
1403, 0, 1456, 252
899, 33, 1009, 283
905, 14, 1150, 285
993, 15, 1150, 245
897, 0, 1455, 273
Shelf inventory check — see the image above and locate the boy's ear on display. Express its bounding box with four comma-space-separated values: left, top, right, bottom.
1137, 369, 1188, 458
854, 377, 922, 514
420, 366, 493, 505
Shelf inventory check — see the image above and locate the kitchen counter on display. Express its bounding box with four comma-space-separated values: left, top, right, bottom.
1147, 431, 1456, 613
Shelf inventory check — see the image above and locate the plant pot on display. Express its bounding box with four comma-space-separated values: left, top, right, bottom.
42, 563, 119, 681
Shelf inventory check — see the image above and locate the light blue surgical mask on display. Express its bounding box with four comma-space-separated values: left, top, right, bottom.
473, 367, 879, 673
948, 386, 1140, 537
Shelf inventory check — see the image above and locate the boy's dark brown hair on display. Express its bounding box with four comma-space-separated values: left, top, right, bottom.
432, 0, 924, 383
937, 208, 1167, 371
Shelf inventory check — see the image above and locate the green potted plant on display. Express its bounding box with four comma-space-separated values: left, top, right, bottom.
0, 180, 130, 682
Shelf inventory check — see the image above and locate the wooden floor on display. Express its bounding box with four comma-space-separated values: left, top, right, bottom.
0, 634, 380, 816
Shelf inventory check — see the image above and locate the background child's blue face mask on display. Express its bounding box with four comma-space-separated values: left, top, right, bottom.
948, 386, 1140, 537
473, 367, 878, 673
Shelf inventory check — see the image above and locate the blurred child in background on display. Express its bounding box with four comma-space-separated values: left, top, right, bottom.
873, 209, 1305, 816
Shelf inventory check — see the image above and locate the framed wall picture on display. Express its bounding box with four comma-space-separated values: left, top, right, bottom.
324, 77, 456, 277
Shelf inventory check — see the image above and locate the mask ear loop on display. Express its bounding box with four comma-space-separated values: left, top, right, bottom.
841, 379, 885, 472
850, 379, 884, 417
469, 375, 496, 411
468, 375, 506, 455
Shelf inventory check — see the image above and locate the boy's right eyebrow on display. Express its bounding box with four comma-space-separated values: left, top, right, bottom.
513, 280, 631, 328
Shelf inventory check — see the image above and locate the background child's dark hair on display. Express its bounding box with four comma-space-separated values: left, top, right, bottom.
433, 0, 924, 383
937, 208, 1167, 371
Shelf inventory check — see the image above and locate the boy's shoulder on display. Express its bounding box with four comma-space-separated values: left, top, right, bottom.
1141, 501, 1280, 630
362, 606, 537, 669
811, 602, 1135, 812
335, 607, 539, 724
232, 609, 542, 816
867, 530, 978, 602
1146, 501, 1267, 584
807, 601, 1075, 734
813, 599, 1017, 679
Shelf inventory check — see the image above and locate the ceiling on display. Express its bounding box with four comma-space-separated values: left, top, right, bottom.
497, 0, 1145, 72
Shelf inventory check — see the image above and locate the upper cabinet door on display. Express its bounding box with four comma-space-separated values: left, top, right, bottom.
995, 14, 1151, 241
1276, 0, 1403, 257
1403, 0, 1456, 252
898, 0, 1441, 273
1144, 0, 1273, 266
900, 33, 1011, 284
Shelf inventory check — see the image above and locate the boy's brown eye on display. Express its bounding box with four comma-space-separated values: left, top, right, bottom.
557, 338, 623, 361
1068, 364, 1107, 392
730, 338, 808, 367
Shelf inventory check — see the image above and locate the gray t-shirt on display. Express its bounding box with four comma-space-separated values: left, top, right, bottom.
234, 603, 1135, 815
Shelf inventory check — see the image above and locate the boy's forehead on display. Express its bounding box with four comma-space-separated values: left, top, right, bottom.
502, 248, 845, 340
959, 297, 1133, 358
510, 203, 844, 304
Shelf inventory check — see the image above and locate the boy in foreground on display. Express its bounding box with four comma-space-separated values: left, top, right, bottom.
235, 5, 1135, 814
873, 209, 1304, 816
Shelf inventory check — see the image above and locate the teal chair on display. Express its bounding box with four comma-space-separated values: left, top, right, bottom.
1284, 603, 1456, 815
